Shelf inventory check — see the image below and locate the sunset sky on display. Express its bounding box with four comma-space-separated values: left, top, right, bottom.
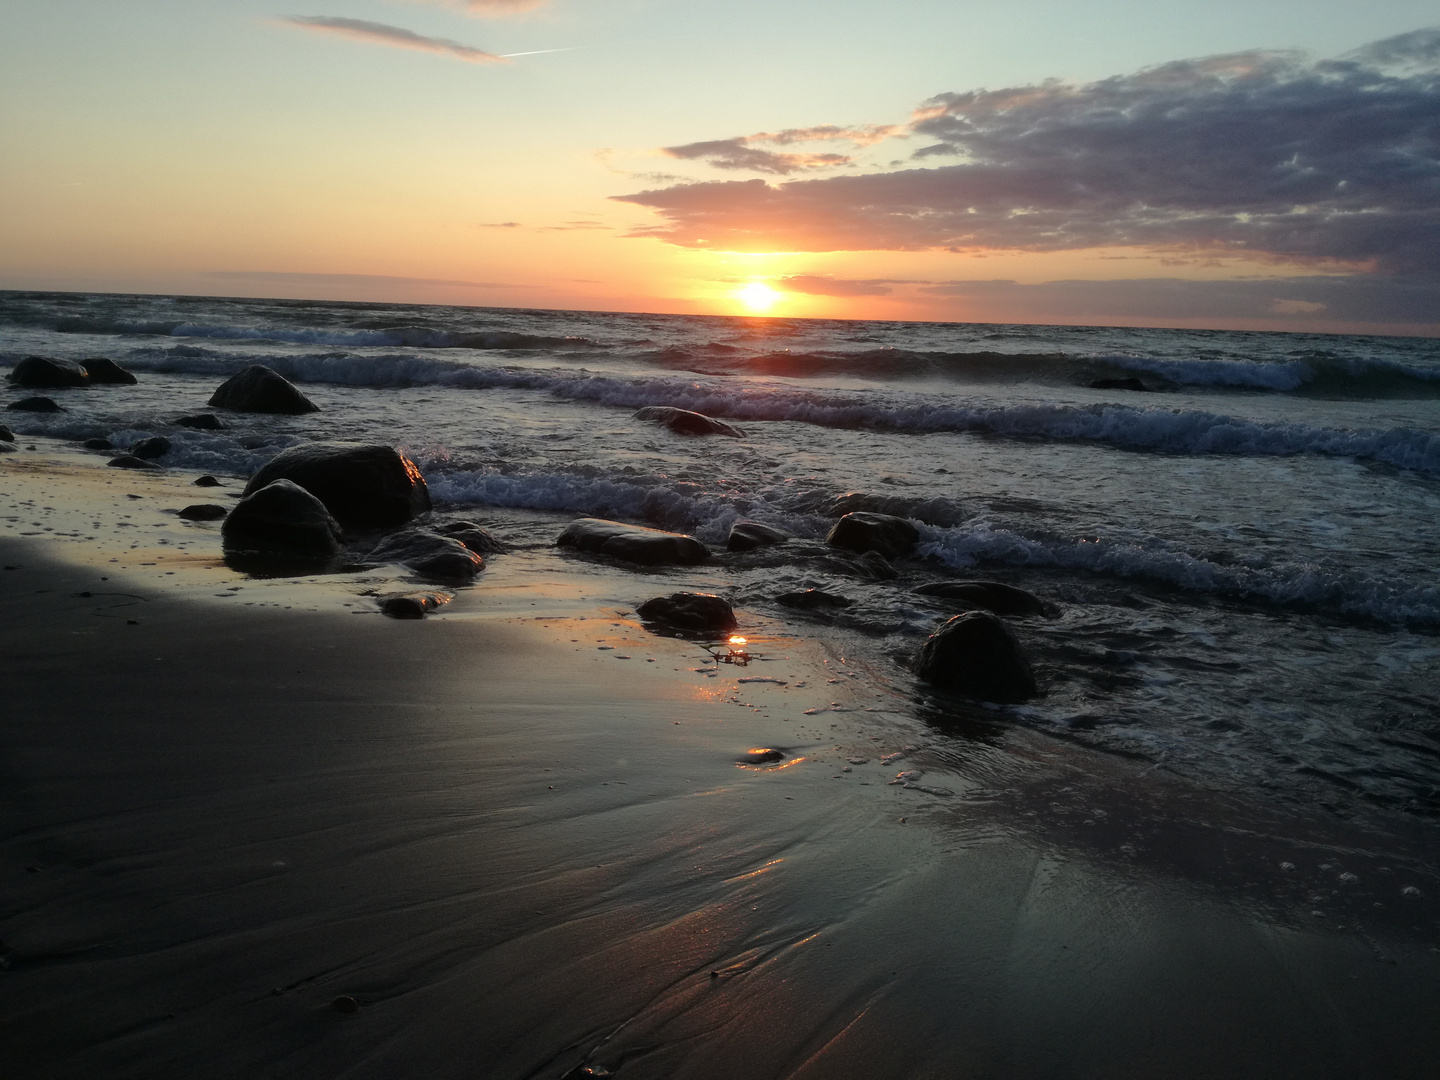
2, 1, 1438, 333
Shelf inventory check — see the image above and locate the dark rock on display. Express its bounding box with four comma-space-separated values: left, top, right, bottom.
435, 520, 506, 554
740, 748, 785, 765
208, 365, 319, 414
912, 611, 1038, 702
243, 443, 430, 528
775, 589, 852, 610
178, 503, 228, 521
726, 520, 790, 551
80, 358, 138, 385
914, 580, 1048, 617
239, 436, 272, 449
82, 438, 113, 450
828, 492, 966, 527
0, 425, 13, 442
0, 442, 13, 453
852, 550, 898, 581
107, 455, 160, 470
557, 518, 709, 566
379, 591, 451, 619
174, 413, 223, 430
130, 436, 171, 460
222, 479, 343, 555
636, 592, 737, 633
368, 529, 484, 581
6, 397, 63, 413
633, 406, 744, 437
1089, 377, 1149, 392
193, 474, 221, 487
7, 356, 89, 388
331, 996, 360, 1014
826, 511, 919, 560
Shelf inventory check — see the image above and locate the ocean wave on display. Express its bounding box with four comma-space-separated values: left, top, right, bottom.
108, 352, 1440, 475
919, 523, 1440, 626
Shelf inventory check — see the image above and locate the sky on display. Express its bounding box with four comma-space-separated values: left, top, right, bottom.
1, 0, 1438, 334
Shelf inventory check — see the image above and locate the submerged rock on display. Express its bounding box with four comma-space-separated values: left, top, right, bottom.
6, 396, 63, 413
107, 455, 160, 470
80, 358, 138, 385
633, 406, 744, 437
912, 611, 1038, 702
178, 503, 228, 521
367, 529, 484, 581
435, 520, 506, 554
130, 436, 171, 460
557, 518, 709, 566
636, 592, 738, 633
222, 479, 342, 555
193, 474, 221, 487
826, 511, 919, 560
82, 437, 113, 450
6, 356, 89, 388
378, 591, 451, 619
775, 588, 852, 610
208, 365, 319, 414
174, 413, 223, 430
726, 520, 790, 552
914, 580, 1048, 617
1089, 377, 1148, 391
243, 443, 431, 528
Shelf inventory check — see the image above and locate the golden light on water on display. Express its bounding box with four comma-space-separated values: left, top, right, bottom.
735, 282, 780, 313
728, 635, 748, 646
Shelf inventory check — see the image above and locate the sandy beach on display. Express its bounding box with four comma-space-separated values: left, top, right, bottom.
2, 436, 1439, 1079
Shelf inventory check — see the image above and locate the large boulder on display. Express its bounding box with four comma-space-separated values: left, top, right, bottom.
557, 518, 709, 566
243, 443, 430, 529
208, 365, 319, 414
634, 406, 744, 437
7, 356, 89, 388
636, 592, 737, 633
726, 521, 790, 552
912, 611, 1038, 702
825, 512, 919, 560
6, 397, 63, 412
914, 580, 1048, 617
367, 529, 484, 581
80, 358, 138, 385
222, 479, 342, 555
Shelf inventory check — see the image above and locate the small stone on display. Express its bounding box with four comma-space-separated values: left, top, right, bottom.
82, 437, 113, 450
107, 455, 160, 470
740, 748, 784, 764
193, 474, 221, 487
178, 504, 228, 521
332, 996, 360, 1014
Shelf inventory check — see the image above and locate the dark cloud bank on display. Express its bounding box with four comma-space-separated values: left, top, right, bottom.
619, 30, 1440, 329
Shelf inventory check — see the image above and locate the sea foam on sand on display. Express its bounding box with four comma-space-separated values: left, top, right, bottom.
2, 437, 1439, 1080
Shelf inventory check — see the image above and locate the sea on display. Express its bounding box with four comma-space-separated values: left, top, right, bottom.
3, 289, 1439, 821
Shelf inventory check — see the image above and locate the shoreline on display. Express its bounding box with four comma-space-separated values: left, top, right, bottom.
2, 439, 1439, 1078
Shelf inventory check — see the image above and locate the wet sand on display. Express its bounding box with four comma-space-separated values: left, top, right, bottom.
2, 439, 1438, 1079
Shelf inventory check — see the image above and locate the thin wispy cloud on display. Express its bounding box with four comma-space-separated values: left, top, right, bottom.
662, 125, 903, 175
280, 16, 506, 64
619, 28, 1440, 274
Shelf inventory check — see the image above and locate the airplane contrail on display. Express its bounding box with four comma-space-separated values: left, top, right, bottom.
499, 47, 578, 57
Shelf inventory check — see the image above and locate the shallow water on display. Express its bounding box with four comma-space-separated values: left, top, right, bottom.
3, 289, 1439, 818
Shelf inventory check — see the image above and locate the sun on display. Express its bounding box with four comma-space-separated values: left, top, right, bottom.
735, 281, 781, 313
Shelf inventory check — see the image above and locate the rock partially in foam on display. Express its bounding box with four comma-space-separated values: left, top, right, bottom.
208, 365, 319, 415
6, 356, 90, 389
634, 406, 744, 437
914, 580, 1048, 616
368, 530, 484, 582
726, 521, 790, 551
436, 520, 506, 554
912, 611, 1038, 702
6, 396, 63, 413
174, 413, 223, 430
243, 442, 430, 528
557, 518, 709, 566
222, 479, 342, 555
80, 357, 138, 385
130, 436, 171, 460
826, 511, 919, 560
636, 592, 737, 633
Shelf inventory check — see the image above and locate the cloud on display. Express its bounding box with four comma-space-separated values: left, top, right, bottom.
205, 271, 515, 288
662, 139, 851, 175
279, 16, 505, 64
775, 275, 901, 297
413, 0, 549, 14
616, 28, 1440, 273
